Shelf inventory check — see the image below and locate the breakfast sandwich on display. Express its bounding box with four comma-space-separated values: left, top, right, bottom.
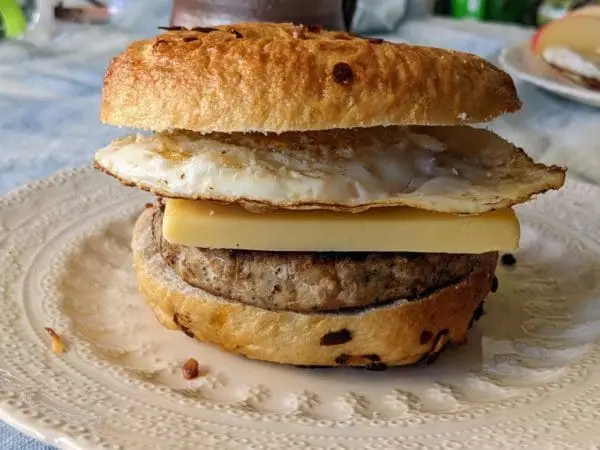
94, 23, 565, 368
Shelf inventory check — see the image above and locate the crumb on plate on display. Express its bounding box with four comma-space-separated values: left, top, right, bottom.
44, 327, 66, 354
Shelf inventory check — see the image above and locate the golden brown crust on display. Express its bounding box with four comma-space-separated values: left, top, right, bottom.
134, 209, 497, 367
101, 23, 521, 133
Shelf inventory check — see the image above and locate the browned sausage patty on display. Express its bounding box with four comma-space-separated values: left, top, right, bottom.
153, 207, 497, 312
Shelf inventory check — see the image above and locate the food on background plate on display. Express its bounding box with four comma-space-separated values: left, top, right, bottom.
532, 12, 600, 90
570, 4, 600, 18
94, 23, 565, 368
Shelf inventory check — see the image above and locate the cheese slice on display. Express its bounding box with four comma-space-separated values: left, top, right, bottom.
162, 199, 520, 254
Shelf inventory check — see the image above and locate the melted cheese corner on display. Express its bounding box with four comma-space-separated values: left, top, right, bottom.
162, 199, 520, 254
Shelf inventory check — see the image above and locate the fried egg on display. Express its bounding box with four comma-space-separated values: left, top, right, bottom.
94, 126, 565, 214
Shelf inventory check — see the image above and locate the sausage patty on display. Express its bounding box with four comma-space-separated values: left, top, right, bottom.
153, 207, 497, 312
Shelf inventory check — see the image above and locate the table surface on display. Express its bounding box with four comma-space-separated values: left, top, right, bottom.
1, 10, 599, 450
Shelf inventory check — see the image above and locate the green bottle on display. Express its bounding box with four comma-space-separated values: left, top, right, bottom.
0, 0, 27, 38
452, 0, 486, 19
486, 0, 528, 23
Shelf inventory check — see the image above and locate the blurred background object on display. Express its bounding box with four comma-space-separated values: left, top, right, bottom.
349, 0, 408, 33
54, 0, 110, 24
171, 0, 353, 31
0, 0, 28, 38
0, 0, 155, 40
170, 0, 425, 34
54, 0, 155, 27
2, 0, 599, 42
451, 0, 487, 19
0, 0, 55, 39
435, 0, 600, 25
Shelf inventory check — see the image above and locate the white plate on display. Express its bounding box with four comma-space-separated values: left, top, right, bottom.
499, 41, 600, 108
2, 167, 600, 449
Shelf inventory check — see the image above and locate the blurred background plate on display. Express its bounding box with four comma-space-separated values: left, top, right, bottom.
500, 40, 600, 108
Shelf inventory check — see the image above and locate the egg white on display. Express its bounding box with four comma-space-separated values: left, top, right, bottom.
94, 127, 563, 213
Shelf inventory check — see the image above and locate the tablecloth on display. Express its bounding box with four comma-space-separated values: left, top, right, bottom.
1, 6, 599, 450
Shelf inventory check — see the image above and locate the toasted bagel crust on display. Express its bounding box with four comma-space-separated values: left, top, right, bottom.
101, 22, 521, 133
134, 209, 497, 367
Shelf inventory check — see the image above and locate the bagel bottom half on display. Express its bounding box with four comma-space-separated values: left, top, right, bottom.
132, 208, 497, 367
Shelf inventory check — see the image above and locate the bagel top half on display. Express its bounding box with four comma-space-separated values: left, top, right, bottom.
101, 22, 521, 134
